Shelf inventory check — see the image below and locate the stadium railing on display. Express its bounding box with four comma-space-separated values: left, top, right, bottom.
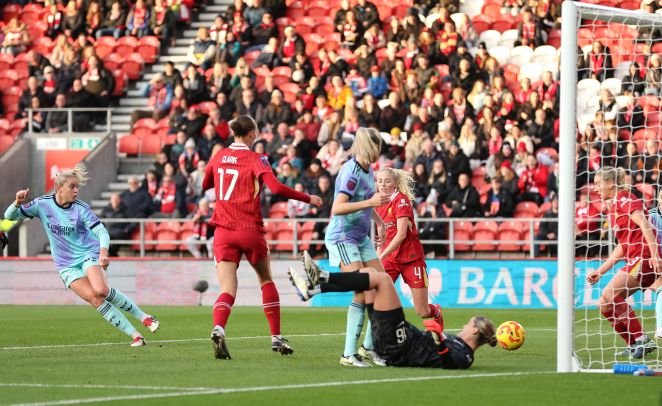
100, 217, 613, 259
25, 108, 114, 133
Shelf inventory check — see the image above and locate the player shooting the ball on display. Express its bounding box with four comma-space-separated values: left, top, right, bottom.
289, 253, 497, 369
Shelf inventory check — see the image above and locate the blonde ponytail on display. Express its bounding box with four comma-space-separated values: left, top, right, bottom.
597, 166, 626, 191
380, 168, 416, 202
54, 163, 89, 189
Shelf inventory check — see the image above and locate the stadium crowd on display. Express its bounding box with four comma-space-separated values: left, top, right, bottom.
2, 0, 662, 257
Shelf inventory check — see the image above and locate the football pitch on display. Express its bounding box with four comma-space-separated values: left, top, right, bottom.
0, 306, 660, 405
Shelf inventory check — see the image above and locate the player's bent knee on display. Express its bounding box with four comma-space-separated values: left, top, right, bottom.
93, 286, 110, 298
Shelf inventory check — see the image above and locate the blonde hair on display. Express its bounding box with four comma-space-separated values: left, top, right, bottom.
597, 166, 626, 191
474, 316, 497, 347
379, 168, 415, 202
351, 127, 382, 164
54, 163, 89, 189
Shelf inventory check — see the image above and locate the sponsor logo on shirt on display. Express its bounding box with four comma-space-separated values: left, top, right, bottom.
260, 156, 270, 166
24, 200, 35, 208
347, 179, 357, 191
47, 223, 75, 236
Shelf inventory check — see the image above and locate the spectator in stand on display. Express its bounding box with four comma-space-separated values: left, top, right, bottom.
290, 52, 314, 84
428, 158, 451, 204
263, 90, 292, 129
363, 23, 386, 53
179, 138, 200, 177
353, 0, 380, 31
317, 139, 345, 176
152, 0, 176, 46
210, 98, 233, 132
82, 55, 114, 108
445, 141, 471, 187
179, 106, 208, 139
45, 2, 64, 39
131, 73, 173, 124
153, 174, 178, 217
402, 9, 423, 45
142, 170, 160, 197
209, 14, 229, 46
446, 173, 481, 218
412, 163, 431, 203
366, 66, 388, 99
327, 75, 353, 111
518, 154, 548, 205
251, 13, 277, 47
185, 198, 214, 258
46, 93, 69, 133
456, 13, 477, 47
163, 61, 183, 89
385, 17, 406, 47
101, 193, 129, 257
535, 192, 558, 256
97, 1, 126, 39
586, 40, 614, 82
236, 87, 261, 118
224, 0, 246, 21
216, 31, 244, 67
61, 1, 84, 39
19, 77, 48, 115
287, 182, 311, 218
528, 108, 555, 150
575, 188, 601, 257
640, 139, 662, 185
198, 124, 222, 161
126, 0, 151, 38
458, 118, 483, 167
617, 95, 645, 133
516, 8, 543, 48
122, 176, 153, 223
500, 160, 519, 199
301, 158, 328, 193
483, 177, 514, 218
182, 63, 207, 105
0, 17, 30, 56
644, 54, 662, 96
277, 26, 305, 66
598, 89, 619, 121
207, 62, 232, 99
334, 0, 352, 31
166, 161, 189, 217
436, 20, 461, 64
415, 138, 441, 174
230, 75, 256, 108
86, 0, 103, 38
359, 94, 381, 128
187, 159, 207, 203
404, 123, 429, 167
49, 35, 69, 70
187, 28, 216, 70
24, 97, 47, 133
486, 141, 512, 180
345, 67, 368, 98
621, 62, 646, 97
243, 0, 267, 26
379, 91, 407, 132
67, 78, 95, 131
340, 10, 361, 50
28, 50, 52, 82
307, 174, 333, 257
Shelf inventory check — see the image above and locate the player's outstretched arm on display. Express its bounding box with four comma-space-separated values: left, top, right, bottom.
4, 188, 31, 220
261, 171, 320, 205
587, 244, 624, 285
378, 217, 408, 260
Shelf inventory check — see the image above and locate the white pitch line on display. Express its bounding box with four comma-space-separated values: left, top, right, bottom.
0, 328, 557, 351
10, 371, 556, 406
0, 383, 213, 391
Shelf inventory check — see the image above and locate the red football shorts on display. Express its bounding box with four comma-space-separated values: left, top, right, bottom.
213, 227, 269, 265
383, 259, 428, 289
619, 257, 658, 288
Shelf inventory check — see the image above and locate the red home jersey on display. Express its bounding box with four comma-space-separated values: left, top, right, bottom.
375, 192, 425, 264
204, 143, 272, 232
609, 190, 650, 259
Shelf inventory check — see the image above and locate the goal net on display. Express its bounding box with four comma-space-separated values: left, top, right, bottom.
559, 2, 662, 372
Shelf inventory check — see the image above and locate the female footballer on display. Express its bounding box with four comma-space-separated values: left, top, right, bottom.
587, 167, 659, 359
4, 164, 159, 346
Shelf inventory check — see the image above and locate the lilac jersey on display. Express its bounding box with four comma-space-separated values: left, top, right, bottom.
12, 195, 103, 269
325, 158, 375, 244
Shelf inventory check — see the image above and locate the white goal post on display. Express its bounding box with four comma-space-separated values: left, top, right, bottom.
559, 1, 662, 373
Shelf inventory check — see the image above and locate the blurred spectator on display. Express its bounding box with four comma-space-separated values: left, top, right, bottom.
182, 64, 208, 105
185, 198, 214, 258
50, 35, 68, 70
188, 28, 217, 69
445, 141, 470, 186
528, 108, 555, 149
458, 118, 482, 166
62, 0, 85, 38
518, 154, 548, 205
327, 76, 353, 111
428, 158, 451, 203
586, 40, 613, 82
617, 95, 645, 133
126, 0, 152, 38
198, 124, 222, 161
379, 91, 406, 132
366, 66, 389, 99
621, 62, 646, 97
499, 160, 519, 198
163, 61, 184, 89
290, 52, 314, 84
445, 173, 481, 218
122, 176, 154, 220
210, 15, 229, 45
307, 174, 333, 257
208, 103, 233, 138
19, 77, 49, 114
28, 51, 52, 82
97, 1, 126, 39
25, 97, 47, 133
46, 93, 69, 133
243, 0, 267, 26
277, 26, 305, 66
364, 23, 386, 53
225, 0, 246, 21
168, 131, 188, 163
483, 177, 515, 218
263, 90, 292, 129
251, 13, 277, 47
153, 174, 178, 216
208, 62, 232, 99
353, 0, 380, 31
456, 14, 477, 47
575, 188, 601, 257
165, 162, 189, 217
251, 37, 278, 69
340, 10, 361, 50
179, 106, 208, 139
412, 163, 431, 203
45, 3, 64, 39
516, 8, 543, 48
535, 193, 558, 256
143, 170, 160, 197
101, 193, 130, 257
415, 139, 441, 174
644, 54, 661, 96
216, 31, 243, 67
236, 87, 261, 119
86, 0, 103, 37
179, 138, 200, 177
404, 123, 429, 167
287, 182, 311, 218
67, 79, 95, 131
640, 139, 661, 185
444, 88, 474, 135
81, 56, 114, 108
131, 73, 173, 124
152, 0, 177, 45
187, 160, 207, 202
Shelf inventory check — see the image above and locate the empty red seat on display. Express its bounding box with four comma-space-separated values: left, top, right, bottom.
0, 70, 17, 89
0, 54, 14, 72
116, 36, 139, 56
275, 230, 294, 251
119, 134, 140, 155
472, 15, 493, 34
492, 15, 515, 33
514, 202, 539, 218
268, 202, 289, 218
133, 118, 157, 130
137, 36, 161, 64
139, 134, 162, 155
155, 221, 181, 251
103, 53, 123, 71
112, 70, 128, 96
473, 230, 497, 251
474, 220, 498, 234
453, 221, 474, 252
120, 53, 145, 80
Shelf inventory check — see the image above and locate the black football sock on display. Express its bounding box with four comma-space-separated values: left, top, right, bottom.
320, 272, 370, 293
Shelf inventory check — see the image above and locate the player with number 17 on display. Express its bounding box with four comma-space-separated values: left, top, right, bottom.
202, 115, 322, 360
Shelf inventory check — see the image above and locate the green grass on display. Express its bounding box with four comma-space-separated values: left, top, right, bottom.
0, 306, 660, 405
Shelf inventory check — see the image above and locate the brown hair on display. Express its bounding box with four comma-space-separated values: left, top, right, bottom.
474, 316, 497, 347
229, 115, 257, 137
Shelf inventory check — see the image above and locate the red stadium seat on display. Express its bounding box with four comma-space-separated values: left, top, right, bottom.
471, 15, 492, 34
514, 202, 539, 218
492, 15, 515, 33
473, 230, 497, 251
32, 36, 53, 55
119, 134, 140, 155
111, 70, 128, 96
120, 53, 145, 80
474, 220, 498, 234
3, 4, 20, 20
116, 36, 139, 57
133, 118, 157, 131
20, 10, 41, 25
0, 54, 14, 72
139, 134, 162, 155
138, 36, 160, 61
538, 201, 552, 215
307, 6, 328, 17
0, 135, 14, 154
481, 3, 502, 20
103, 53, 123, 71
0, 70, 17, 89
268, 202, 289, 218
298, 230, 315, 251
546, 29, 561, 48
314, 24, 335, 36
452, 221, 473, 251
393, 4, 411, 18
620, 0, 641, 8
275, 230, 294, 251
2, 86, 21, 111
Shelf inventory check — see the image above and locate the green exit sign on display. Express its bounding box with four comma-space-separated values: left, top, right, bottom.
69, 138, 100, 150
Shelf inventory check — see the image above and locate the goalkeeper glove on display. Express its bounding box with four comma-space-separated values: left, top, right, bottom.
423, 319, 445, 345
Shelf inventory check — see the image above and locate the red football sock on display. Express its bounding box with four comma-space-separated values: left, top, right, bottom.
213, 293, 235, 329
601, 295, 643, 345
261, 281, 281, 336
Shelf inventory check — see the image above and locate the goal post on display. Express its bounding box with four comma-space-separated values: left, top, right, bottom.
559, 2, 662, 373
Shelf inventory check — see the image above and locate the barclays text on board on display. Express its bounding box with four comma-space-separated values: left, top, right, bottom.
310, 260, 656, 309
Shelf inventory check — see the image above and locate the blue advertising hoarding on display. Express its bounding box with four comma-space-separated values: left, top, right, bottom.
310, 260, 656, 309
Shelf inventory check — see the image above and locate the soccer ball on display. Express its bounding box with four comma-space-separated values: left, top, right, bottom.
496, 321, 525, 351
